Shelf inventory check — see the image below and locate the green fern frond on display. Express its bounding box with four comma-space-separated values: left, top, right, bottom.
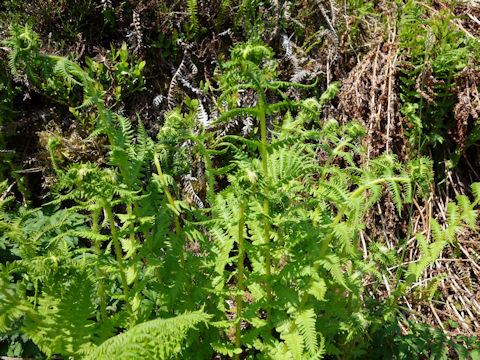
213, 107, 259, 125
332, 222, 354, 255
317, 254, 348, 289
282, 331, 305, 360
187, 0, 199, 35
416, 232, 429, 256
69, 230, 110, 242
472, 182, 480, 202
456, 195, 477, 229
3, 24, 40, 81
113, 114, 134, 148
430, 218, 444, 242
210, 341, 242, 357
85, 310, 211, 360
295, 307, 318, 354
76, 96, 97, 109
387, 178, 403, 215
446, 202, 461, 227
230, 41, 273, 64
25, 266, 97, 357
53, 58, 82, 85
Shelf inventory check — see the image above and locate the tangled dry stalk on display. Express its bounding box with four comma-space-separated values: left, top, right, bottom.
332, 2, 480, 339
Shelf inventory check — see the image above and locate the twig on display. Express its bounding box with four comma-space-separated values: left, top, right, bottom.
449, 300, 472, 333
359, 230, 368, 260
429, 303, 445, 330
0, 181, 16, 201
458, 243, 480, 272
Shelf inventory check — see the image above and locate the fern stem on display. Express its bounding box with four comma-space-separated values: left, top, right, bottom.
104, 203, 134, 324
192, 138, 216, 210
258, 95, 273, 325
153, 152, 187, 277
92, 209, 107, 321
126, 203, 139, 289
235, 201, 246, 359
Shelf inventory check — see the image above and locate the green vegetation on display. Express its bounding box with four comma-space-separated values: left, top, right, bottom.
1, 1, 480, 359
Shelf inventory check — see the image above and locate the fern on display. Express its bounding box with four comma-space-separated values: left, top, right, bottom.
0, 207, 98, 357
2, 24, 41, 83
187, 0, 199, 35
4, 29, 475, 360
53, 58, 82, 85
295, 307, 318, 354
85, 310, 212, 360
282, 331, 305, 360
456, 194, 478, 229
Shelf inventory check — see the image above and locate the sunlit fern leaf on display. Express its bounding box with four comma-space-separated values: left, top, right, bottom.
443, 221, 460, 244
308, 332, 326, 360
229, 41, 274, 67
407, 233, 448, 284
456, 195, 477, 229
307, 278, 327, 302
319, 176, 349, 205
210, 342, 242, 357
295, 307, 318, 354
214, 107, 258, 126
332, 222, 354, 255
370, 155, 404, 214
346, 196, 363, 225
386, 178, 403, 215
113, 114, 134, 148
268, 143, 315, 186
403, 171, 414, 204
187, 0, 199, 35
446, 202, 461, 227
416, 232, 429, 256
127, 118, 154, 189
3, 24, 41, 82
430, 239, 448, 263
85, 310, 211, 360
76, 96, 96, 109
0, 266, 30, 333
210, 225, 233, 274
430, 218, 444, 242
0, 196, 14, 215
86, 123, 108, 140
69, 230, 110, 243
472, 182, 480, 202
407, 156, 433, 197
53, 58, 81, 85
364, 183, 383, 209
282, 331, 305, 360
